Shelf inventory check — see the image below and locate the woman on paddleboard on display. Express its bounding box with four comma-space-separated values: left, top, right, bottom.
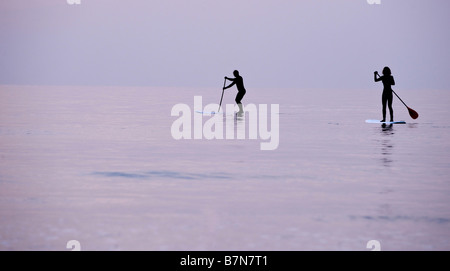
224, 70, 246, 115
374, 67, 395, 122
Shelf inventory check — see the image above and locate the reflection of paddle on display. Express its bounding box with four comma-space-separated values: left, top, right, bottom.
392, 90, 419, 119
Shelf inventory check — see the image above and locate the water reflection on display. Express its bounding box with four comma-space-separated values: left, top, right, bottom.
223, 113, 246, 139
235, 113, 245, 139
380, 124, 394, 167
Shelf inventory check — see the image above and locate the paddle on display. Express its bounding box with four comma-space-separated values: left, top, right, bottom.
217, 78, 226, 113
392, 90, 419, 119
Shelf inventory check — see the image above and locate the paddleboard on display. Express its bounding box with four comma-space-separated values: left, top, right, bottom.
195, 111, 224, 115
195, 111, 236, 116
365, 119, 406, 124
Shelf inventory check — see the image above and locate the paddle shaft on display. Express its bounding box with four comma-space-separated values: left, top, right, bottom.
375, 73, 409, 107
218, 78, 226, 112
376, 73, 418, 119
392, 89, 409, 108
393, 89, 419, 119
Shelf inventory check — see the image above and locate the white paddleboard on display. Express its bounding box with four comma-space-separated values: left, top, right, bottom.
195, 111, 238, 116
365, 119, 406, 124
195, 111, 224, 115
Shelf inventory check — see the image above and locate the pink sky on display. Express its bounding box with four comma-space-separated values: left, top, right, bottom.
1, 0, 449, 90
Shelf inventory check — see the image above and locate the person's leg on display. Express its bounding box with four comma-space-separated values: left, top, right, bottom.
387, 93, 394, 122
381, 93, 387, 122
237, 103, 244, 114
235, 91, 245, 114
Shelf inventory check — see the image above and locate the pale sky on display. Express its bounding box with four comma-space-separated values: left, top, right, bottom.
1, 0, 449, 90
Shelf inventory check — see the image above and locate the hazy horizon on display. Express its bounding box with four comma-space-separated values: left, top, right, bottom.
2, 0, 450, 252
1, 0, 450, 91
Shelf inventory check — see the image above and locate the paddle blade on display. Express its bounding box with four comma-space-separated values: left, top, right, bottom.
407, 107, 419, 119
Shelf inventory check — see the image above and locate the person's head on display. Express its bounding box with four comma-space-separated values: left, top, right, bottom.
233, 70, 239, 77
382, 67, 392, 76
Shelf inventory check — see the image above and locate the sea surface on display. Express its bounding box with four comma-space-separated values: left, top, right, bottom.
0, 85, 449, 250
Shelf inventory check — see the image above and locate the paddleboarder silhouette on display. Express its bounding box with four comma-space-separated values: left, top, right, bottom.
224, 70, 246, 116
374, 67, 395, 122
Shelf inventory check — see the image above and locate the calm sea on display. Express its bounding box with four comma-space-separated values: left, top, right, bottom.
0, 85, 449, 250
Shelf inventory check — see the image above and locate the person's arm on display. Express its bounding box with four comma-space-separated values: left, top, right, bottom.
224, 81, 236, 90
224, 77, 236, 89
391, 76, 395, 86
374, 72, 382, 82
